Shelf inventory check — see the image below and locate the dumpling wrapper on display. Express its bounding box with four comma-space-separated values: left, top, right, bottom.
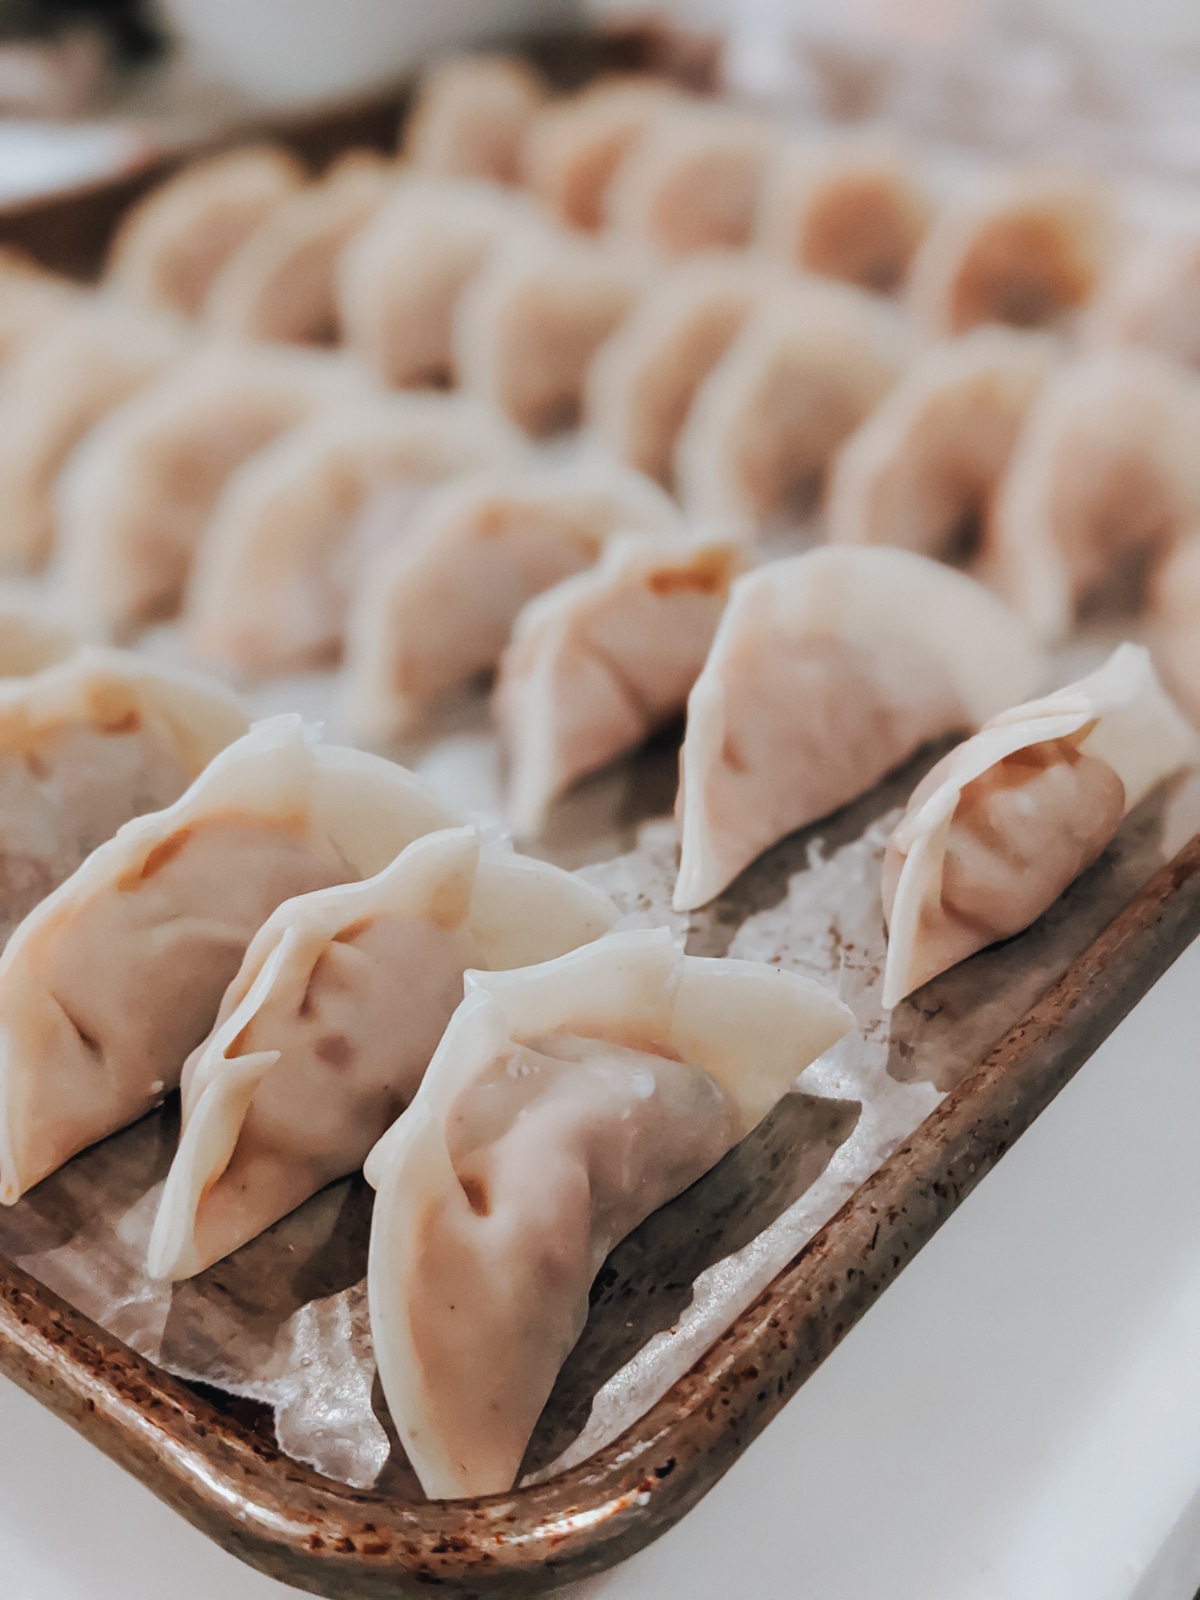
1084, 233, 1200, 370
882, 644, 1196, 1008
54, 341, 371, 641
826, 326, 1058, 565
585, 251, 781, 487
185, 394, 528, 677
0, 598, 76, 678
674, 544, 1044, 911
605, 103, 777, 257
336, 176, 528, 389
0, 648, 247, 942
147, 825, 618, 1281
453, 221, 645, 435
364, 924, 855, 1500
203, 153, 395, 345
495, 529, 750, 838
0, 713, 458, 1204
106, 145, 306, 318
757, 135, 933, 294
1147, 537, 1200, 726
0, 249, 78, 367
343, 462, 683, 743
987, 348, 1200, 641
0, 297, 186, 571
906, 170, 1114, 335
521, 76, 682, 232
676, 277, 913, 523
403, 54, 545, 185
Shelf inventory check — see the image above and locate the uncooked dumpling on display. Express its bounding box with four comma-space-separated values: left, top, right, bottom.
882, 644, 1196, 1008
186, 394, 528, 676
826, 326, 1058, 565
336, 176, 527, 389
676, 278, 913, 523
1147, 536, 1200, 725
453, 221, 645, 435
365, 924, 855, 1499
0, 297, 186, 571
147, 825, 617, 1280
54, 341, 370, 641
585, 251, 780, 486
0, 648, 247, 942
987, 348, 1200, 640
674, 545, 1044, 910
605, 103, 777, 257
495, 529, 749, 837
1084, 233, 1200, 370
203, 152, 394, 345
0, 249, 77, 366
106, 145, 306, 317
906, 170, 1114, 335
403, 54, 544, 185
343, 461, 682, 742
0, 597, 76, 678
757, 135, 933, 293
521, 76, 682, 232
0, 713, 458, 1204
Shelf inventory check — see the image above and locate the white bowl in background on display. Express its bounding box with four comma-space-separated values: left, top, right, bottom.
158, 0, 581, 107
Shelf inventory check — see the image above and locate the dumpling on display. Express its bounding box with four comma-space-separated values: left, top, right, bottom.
1147, 537, 1200, 725
0, 249, 77, 366
402, 54, 545, 185
0, 648, 247, 942
1084, 233, 1200, 369
203, 152, 395, 345
0, 297, 186, 571
147, 825, 618, 1280
453, 221, 645, 435
364, 924, 855, 1499
756, 135, 933, 293
54, 342, 370, 641
185, 394, 528, 677
106, 145, 306, 317
882, 645, 1196, 1008
906, 170, 1114, 335
521, 76, 682, 231
987, 348, 1200, 641
674, 545, 1043, 911
675, 278, 913, 523
495, 529, 749, 837
0, 713, 458, 1204
0, 597, 76, 678
336, 176, 527, 389
826, 326, 1058, 565
585, 251, 780, 487
605, 103, 777, 257
343, 462, 682, 742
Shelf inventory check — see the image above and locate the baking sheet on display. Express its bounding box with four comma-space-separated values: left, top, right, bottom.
0, 667, 1195, 1496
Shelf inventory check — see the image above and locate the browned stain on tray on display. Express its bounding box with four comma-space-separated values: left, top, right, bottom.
2, 832, 1198, 1598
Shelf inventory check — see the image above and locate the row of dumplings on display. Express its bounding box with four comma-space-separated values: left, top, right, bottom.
0, 612, 1191, 1501
0, 90, 1198, 726
3, 256, 1198, 650
101, 52, 1200, 364
2, 162, 1200, 636
1, 282, 1198, 849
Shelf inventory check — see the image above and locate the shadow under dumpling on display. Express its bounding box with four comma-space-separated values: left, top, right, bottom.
519, 1087, 861, 1480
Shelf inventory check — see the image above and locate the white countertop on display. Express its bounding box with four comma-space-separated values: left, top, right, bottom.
3, 936, 1200, 1600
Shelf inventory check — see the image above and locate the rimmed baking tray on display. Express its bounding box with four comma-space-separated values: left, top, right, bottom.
2, 826, 1198, 1599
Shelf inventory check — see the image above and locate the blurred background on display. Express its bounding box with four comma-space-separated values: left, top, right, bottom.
3, 0, 1200, 210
